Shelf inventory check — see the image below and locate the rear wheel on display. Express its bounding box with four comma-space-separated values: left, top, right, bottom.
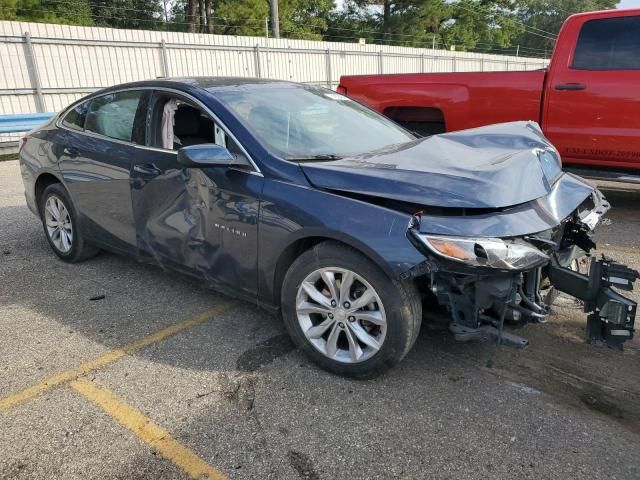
40, 183, 99, 262
281, 241, 421, 378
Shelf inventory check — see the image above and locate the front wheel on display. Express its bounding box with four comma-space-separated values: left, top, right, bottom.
281, 241, 422, 378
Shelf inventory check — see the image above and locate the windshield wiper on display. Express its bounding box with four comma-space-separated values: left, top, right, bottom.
289, 154, 343, 162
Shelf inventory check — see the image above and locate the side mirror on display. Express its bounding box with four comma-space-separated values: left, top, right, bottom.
177, 143, 237, 168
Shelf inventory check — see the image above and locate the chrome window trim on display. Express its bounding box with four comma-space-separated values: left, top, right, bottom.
56, 85, 263, 176
57, 90, 146, 146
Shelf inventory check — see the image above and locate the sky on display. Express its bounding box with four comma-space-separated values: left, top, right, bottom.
619, 0, 640, 8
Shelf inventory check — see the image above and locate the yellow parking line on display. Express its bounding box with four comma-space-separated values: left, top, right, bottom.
0, 302, 235, 412
71, 379, 227, 480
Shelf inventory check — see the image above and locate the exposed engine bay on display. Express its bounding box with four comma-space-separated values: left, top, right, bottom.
298, 120, 638, 351
406, 189, 639, 350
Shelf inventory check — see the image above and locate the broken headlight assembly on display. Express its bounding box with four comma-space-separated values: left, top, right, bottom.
416, 235, 550, 271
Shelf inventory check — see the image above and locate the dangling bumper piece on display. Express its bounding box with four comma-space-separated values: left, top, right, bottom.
548, 255, 638, 349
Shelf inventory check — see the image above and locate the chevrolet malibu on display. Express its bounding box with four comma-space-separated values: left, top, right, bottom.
19, 78, 638, 377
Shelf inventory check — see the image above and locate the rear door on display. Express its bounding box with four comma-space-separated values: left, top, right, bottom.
130, 90, 264, 297
58, 89, 149, 254
543, 13, 640, 170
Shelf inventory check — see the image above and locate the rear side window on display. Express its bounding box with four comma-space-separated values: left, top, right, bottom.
572, 16, 640, 70
85, 91, 144, 142
62, 102, 88, 131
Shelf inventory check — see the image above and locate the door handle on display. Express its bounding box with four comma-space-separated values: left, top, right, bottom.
63, 146, 79, 158
133, 163, 162, 177
554, 83, 586, 91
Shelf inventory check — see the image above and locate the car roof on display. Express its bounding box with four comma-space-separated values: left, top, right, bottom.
96, 77, 300, 95
57, 77, 318, 121
174, 77, 293, 89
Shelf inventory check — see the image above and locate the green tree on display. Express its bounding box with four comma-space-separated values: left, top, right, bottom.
89, 0, 164, 30
514, 0, 619, 53
327, 1, 524, 51
211, 0, 269, 35
211, 0, 334, 39
443, 0, 523, 52
0, 0, 93, 25
378, 0, 450, 47
279, 0, 334, 40
325, 0, 380, 43
326, 0, 448, 46
0, 0, 20, 20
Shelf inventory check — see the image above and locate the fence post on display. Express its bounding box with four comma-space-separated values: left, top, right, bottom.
452, 56, 456, 72
378, 50, 383, 74
160, 40, 170, 77
481, 57, 485, 72
23, 31, 45, 113
421, 53, 425, 73
325, 49, 332, 89
254, 44, 262, 78
506, 59, 510, 71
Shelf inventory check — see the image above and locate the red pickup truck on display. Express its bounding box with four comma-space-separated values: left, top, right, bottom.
338, 8, 640, 181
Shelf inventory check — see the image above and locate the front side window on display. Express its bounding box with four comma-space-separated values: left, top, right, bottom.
62, 101, 88, 131
148, 93, 232, 152
572, 16, 640, 70
215, 85, 415, 160
85, 91, 144, 142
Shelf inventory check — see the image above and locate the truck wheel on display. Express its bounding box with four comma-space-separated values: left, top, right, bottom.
40, 183, 100, 263
281, 241, 422, 378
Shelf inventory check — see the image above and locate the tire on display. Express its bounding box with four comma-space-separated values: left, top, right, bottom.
39, 183, 100, 263
281, 241, 422, 378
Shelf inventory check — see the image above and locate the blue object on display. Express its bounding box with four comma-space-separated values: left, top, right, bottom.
0, 113, 54, 134
18, 77, 637, 374
19, 78, 627, 364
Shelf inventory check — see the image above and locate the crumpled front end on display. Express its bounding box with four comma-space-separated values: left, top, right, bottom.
405, 174, 638, 350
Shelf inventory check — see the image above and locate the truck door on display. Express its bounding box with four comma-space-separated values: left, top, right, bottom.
543, 13, 640, 170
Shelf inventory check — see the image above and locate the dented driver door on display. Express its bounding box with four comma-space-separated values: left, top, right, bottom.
130, 147, 264, 298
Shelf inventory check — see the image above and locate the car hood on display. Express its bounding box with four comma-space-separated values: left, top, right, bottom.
300, 121, 559, 209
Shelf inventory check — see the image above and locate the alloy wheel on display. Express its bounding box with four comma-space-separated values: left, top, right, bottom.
44, 195, 73, 253
295, 267, 387, 363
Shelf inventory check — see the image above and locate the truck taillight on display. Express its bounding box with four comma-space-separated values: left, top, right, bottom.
336, 85, 347, 95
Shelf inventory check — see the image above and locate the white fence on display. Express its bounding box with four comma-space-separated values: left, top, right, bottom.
0, 20, 549, 116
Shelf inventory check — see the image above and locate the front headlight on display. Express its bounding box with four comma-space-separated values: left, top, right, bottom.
416, 235, 549, 271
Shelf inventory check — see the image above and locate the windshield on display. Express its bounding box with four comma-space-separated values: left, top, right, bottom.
214, 85, 415, 160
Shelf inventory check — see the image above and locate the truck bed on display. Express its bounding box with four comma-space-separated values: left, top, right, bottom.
339, 71, 547, 136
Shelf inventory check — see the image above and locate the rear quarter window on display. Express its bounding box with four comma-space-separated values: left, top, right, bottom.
62, 102, 88, 131
85, 91, 144, 142
572, 15, 640, 70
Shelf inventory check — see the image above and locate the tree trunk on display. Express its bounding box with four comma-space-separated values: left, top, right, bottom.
383, 0, 391, 33
205, 0, 213, 34
270, 0, 280, 38
186, 0, 197, 33
198, 0, 206, 33
162, 0, 169, 25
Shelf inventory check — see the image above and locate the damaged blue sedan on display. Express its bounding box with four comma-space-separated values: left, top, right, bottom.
19, 78, 638, 377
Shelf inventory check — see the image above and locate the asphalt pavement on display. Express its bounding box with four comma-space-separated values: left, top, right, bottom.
1, 160, 639, 479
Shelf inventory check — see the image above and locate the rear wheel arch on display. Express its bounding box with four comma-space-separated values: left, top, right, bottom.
39, 182, 99, 262
34, 172, 64, 211
383, 106, 446, 136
